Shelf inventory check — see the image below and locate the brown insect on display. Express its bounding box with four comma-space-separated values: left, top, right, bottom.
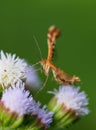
40, 26, 80, 85
40, 26, 60, 76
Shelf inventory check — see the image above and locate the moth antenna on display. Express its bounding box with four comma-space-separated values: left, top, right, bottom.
34, 74, 49, 97
32, 61, 41, 67
33, 35, 43, 60
33, 67, 42, 72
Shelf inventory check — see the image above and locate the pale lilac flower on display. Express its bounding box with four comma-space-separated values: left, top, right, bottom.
1, 82, 34, 117
1, 82, 53, 128
49, 85, 89, 116
30, 102, 53, 128
37, 105, 53, 128
25, 66, 41, 89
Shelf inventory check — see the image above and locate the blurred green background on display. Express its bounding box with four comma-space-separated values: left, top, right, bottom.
0, 0, 96, 130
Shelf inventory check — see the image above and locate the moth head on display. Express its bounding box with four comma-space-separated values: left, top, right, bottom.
40, 60, 46, 67
40, 60, 50, 76
40, 60, 47, 72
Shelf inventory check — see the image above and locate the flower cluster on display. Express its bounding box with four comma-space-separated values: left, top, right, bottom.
48, 85, 89, 128
1, 83, 33, 117
49, 85, 89, 116
0, 50, 40, 89
0, 83, 53, 129
0, 50, 90, 130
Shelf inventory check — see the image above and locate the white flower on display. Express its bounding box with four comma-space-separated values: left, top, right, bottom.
0, 50, 40, 89
1, 83, 34, 117
50, 85, 89, 116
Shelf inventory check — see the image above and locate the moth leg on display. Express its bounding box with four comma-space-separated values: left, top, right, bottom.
34, 74, 49, 97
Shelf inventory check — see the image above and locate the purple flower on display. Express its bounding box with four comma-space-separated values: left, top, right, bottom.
1, 82, 34, 117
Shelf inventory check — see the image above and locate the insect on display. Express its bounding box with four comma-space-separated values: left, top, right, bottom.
39, 26, 80, 85
40, 26, 60, 76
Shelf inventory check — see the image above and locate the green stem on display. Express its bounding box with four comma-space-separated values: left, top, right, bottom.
1, 126, 5, 130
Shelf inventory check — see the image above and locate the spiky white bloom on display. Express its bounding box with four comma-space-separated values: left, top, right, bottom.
50, 85, 89, 116
0, 50, 40, 88
1, 83, 34, 117
37, 105, 53, 128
